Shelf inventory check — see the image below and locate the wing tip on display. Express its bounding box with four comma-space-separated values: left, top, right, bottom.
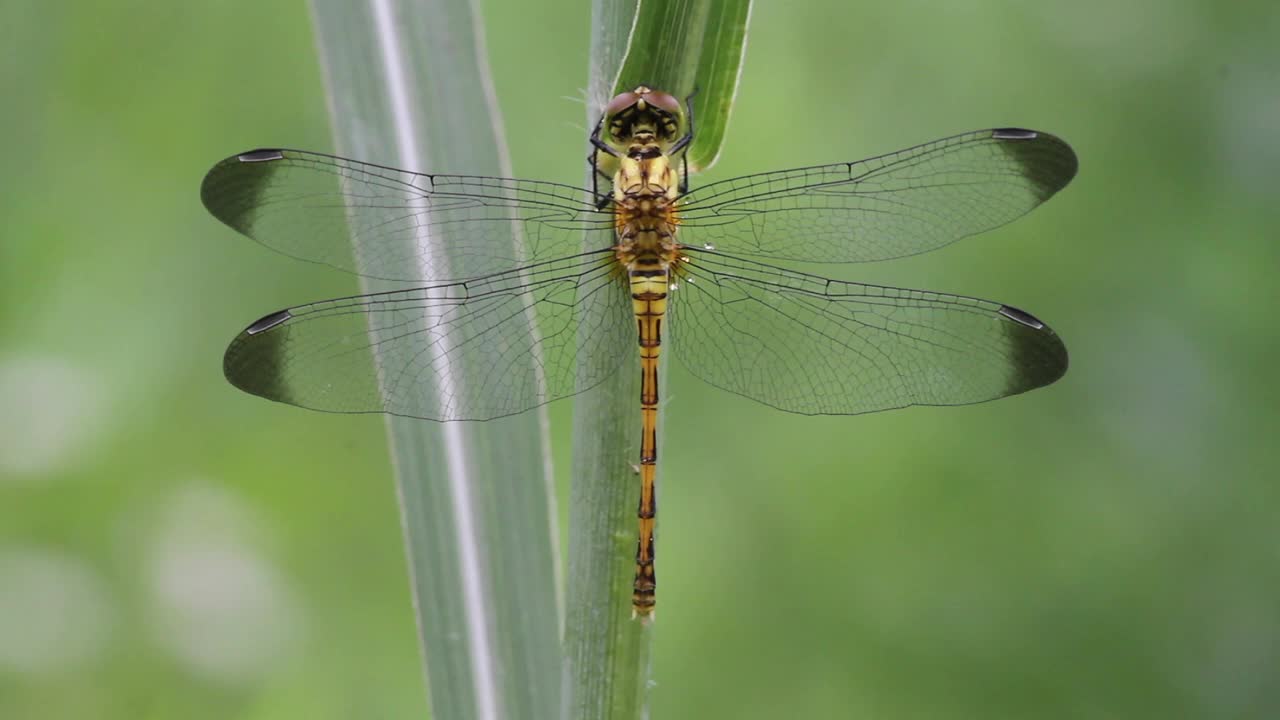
223, 311, 292, 403
200, 149, 291, 234
991, 128, 1079, 202
999, 304, 1069, 394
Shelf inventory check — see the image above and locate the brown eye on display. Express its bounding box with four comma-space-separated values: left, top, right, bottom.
641, 89, 681, 116
605, 90, 642, 117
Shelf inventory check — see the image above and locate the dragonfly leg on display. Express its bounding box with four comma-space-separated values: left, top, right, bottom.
589, 118, 620, 208
672, 89, 696, 195
586, 149, 614, 208
669, 88, 697, 157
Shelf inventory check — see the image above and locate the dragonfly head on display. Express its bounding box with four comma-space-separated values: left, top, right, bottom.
603, 86, 684, 150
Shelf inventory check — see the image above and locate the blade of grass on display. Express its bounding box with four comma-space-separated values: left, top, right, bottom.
612, 0, 752, 170
308, 2, 562, 719
565, 1, 752, 717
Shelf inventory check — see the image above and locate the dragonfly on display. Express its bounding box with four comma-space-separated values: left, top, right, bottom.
202, 86, 1076, 619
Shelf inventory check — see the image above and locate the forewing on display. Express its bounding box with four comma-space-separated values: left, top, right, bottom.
676, 129, 1077, 263
222, 251, 633, 421
201, 149, 613, 281
669, 250, 1067, 415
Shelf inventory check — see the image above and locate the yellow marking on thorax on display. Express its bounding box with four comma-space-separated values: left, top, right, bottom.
613, 153, 682, 263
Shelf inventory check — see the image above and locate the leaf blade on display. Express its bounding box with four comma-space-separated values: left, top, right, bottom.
612, 0, 752, 169
308, 2, 562, 719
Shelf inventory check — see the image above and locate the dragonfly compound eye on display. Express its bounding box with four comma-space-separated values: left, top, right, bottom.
605, 86, 684, 146
637, 89, 681, 116
605, 89, 645, 118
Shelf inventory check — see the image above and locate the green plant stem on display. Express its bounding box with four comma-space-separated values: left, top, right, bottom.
565, 1, 751, 717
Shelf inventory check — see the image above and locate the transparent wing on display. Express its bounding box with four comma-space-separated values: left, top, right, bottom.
676, 128, 1077, 263
222, 251, 633, 421
669, 249, 1068, 415
201, 148, 613, 281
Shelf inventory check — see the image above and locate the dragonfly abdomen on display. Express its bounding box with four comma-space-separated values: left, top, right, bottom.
628, 263, 668, 618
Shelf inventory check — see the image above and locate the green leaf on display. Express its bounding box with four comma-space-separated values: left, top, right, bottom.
308, 3, 562, 720
565, 1, 752, 718
611, 0, 752, 170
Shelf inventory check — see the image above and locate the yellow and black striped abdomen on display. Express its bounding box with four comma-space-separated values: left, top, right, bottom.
628, 261, 668, 617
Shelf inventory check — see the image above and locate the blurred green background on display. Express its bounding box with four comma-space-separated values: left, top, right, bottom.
3, 1, 1278, 718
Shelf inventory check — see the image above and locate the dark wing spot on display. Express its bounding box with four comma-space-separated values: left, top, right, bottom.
224, 311, 293, 405
201, 149, 290, 235
991, 128, 1038, 141
236, 149, 286, 163
246, 309, 292, 334
991, 128, 1079, 202
998, 304, 1069, 395
997, 304, 1044, 329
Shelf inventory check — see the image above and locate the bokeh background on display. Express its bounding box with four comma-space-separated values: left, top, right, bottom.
3, 1, 1278, 718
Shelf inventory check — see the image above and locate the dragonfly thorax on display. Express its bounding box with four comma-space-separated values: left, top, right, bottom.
612, 154, 680, 202
613, 153, 681, 266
